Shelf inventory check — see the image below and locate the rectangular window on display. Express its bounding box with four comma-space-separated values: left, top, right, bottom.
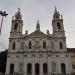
29, 41, 31, 49
12, 42, 16, 50
43, 41, 46, 49
72, 64, 75, 69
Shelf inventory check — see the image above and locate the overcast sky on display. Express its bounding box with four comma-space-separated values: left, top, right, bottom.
0, 0, 75, 51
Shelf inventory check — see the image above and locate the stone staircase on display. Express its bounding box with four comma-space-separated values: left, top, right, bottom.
0, 73, 74, 75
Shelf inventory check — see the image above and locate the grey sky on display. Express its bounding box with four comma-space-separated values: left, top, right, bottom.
0, 0, 75, 51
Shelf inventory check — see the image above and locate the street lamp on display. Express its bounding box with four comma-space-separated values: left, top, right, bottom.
0, 11, 8, 35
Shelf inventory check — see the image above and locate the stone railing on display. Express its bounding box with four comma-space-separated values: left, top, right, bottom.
0, 73, 74, 75
51, 73, 74, 75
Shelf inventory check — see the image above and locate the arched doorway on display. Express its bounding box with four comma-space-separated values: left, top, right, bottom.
43, 63, 47, 74
35, 63, 40, 75
27, 63, 32, 75
10, 64, 14, 74
61, 63, 66, 74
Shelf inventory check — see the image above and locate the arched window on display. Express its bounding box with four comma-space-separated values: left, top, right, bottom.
35, 63, 40, 74
12, 42, 16, 50
43, 41, 46, 49
60, 42, 63, 49
56, 15, 59, 18
51, 42, 54, 50
29, 41, 32, 49
61, 63, 66, 74
57, 22, 61, 29
43, 63, 47, 73
27, 63, 32, 73
10, 64, 14, 74
14, 23, 18, 30
16, 16, 19, 19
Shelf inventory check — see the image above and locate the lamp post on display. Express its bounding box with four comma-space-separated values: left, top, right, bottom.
0, 11, 8, 35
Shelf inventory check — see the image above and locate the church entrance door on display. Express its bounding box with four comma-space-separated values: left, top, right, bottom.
61, 63, 66, 74
35, 63, 39, 75
10, 64, 14, 74
27, 63, 32, 75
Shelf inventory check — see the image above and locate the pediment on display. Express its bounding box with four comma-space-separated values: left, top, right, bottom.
27, 31, 47, 37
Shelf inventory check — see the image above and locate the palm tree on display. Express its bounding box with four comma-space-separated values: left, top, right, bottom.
0, 11, 8, 35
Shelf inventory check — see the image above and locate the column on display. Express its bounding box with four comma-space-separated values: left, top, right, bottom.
68, 54, 72, 74
57, 60, 61, 74
6, 57, 10, 74
24, 55, 27, 75
48, 56, 51, 75
15, 63, 17, 73
15, 58, 19, 73
32, 55, 35, 75
40, 56, 43, 75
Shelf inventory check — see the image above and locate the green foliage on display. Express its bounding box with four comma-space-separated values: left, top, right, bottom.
0, 50, 8, 73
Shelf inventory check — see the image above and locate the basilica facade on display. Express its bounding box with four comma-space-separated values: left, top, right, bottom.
6, 8, 72, 75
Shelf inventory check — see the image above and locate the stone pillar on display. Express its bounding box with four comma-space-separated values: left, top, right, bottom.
15, 63, 17, 73
24, 55, 27, 75
48, 56, 51, 75
14, 58, 18, 73
32, 55, 35, 75
57, 60, 61, 74
40, 56, 43, 75
6, 57, 10, 74
68, 54, 72, 74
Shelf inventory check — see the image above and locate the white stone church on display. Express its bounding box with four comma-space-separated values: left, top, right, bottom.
6, 8, 72, 75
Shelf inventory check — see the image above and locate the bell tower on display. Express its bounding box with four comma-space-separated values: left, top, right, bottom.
52, 7, 65, 37
10, 8, 23, 38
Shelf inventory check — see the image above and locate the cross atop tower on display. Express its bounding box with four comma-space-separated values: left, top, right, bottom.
15, 8, 22, 20
53, 7, 60, 19
54, 6, 57, 13
18, 8, 20, 14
